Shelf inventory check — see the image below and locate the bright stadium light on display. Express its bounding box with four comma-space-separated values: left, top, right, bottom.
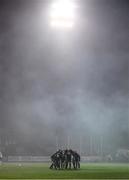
50, 0, 77, 29
50, 0, 75, 19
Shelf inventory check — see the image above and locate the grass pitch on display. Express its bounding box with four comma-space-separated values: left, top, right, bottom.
0, 163, 129, 179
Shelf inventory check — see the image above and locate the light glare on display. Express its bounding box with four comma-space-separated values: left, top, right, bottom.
51, 20, 74, 28
50, 0, 76, 29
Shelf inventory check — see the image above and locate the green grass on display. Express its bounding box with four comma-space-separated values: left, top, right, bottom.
0, 163, 128, 179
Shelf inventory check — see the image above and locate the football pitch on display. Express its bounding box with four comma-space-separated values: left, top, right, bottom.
0, 163, 129, 179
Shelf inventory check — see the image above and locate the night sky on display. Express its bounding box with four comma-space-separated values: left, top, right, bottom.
0, 0, 129, 155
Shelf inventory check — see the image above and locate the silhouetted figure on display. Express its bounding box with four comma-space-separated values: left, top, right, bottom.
65, 150, 72, 169
50, 151, 59, 169
59, 150, 65, 169
74, 151, 80, 169
0, 152, 2, 165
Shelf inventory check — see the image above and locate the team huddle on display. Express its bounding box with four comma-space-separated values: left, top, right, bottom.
50, 149, 80, 170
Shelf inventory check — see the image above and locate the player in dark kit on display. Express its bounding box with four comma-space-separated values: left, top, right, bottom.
65, 149, 72, 169
71, 151, 76, 169
59, 150, 65, 169
55, 152, 60, 169
50, 150, 60, 169
50, 152, 57, 169
74, 151, 80, 169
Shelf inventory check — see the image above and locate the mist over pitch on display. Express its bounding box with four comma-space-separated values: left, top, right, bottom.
0, 0, 128, 155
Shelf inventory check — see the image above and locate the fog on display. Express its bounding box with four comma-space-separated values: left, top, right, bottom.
0, 0, 128, 155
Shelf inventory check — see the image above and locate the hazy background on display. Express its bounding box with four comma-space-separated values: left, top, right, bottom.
0, 0, 128, 155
